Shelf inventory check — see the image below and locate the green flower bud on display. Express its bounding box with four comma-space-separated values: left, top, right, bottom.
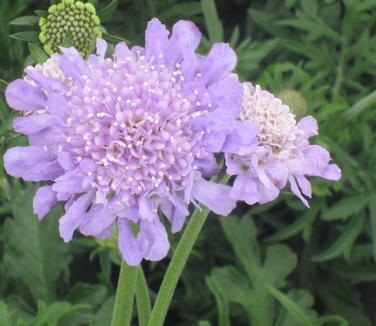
276, 89, 308, 119
39, 0, 102, 56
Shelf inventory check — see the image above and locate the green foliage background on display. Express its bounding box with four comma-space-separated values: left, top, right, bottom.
0, 0, 375, 325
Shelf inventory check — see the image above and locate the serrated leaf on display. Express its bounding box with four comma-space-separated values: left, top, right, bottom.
321, 195, 369, 221
3, 189, 71, 302
221, 216, 260, 280
262, 245, 297, 287
267, 284, 314, 325
10, 31, 39, 42
9, 16, 40, 26
201, 0, 223, 42
206, 267, 252, 326
97, 0, 118, 22
312, 217, 364, 262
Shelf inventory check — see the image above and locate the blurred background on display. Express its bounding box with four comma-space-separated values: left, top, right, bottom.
0, 0, 375, 325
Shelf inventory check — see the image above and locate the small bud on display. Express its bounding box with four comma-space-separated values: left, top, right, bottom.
39, 0, 102, 56
276, 89, 308, 119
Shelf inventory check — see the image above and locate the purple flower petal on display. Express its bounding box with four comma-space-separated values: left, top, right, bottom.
25, 67, 67, 93
52, 169, 85, 195
4, 146, 62, 181
33, 185, 58, 220
118, 219, 142, 266
137, 219, 169, 261
57, 152, 76, 171
96, 39, 107, 57
192, 176, 236, 215
13, 114, 62, 135
59, 191, 94, 242
232, 173, 260, 205
5, 80, 46, 111
297, 116, 318, 138
115, 42, 134, 60
289, 176, 309, 207
80, 204, 116, 236
167, 20, 201, 64
59, 47, 89, 82
47, 92, 71, 119
222, 120, 259, 155
208, 75, 242, 115
200, 43, 237, 85
145, 18, 169, 59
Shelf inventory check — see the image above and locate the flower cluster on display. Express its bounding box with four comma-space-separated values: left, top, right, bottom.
4, 18, 258, 265
226, 83, 341, 207
4, 18, 340, 265
39, 0, 101, 55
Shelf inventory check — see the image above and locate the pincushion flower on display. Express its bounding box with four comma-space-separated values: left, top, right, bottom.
226, 83, 341, 206
4, 18, 258, 265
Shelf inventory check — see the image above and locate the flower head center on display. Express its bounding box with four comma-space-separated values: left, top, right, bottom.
241, 83, 302, 153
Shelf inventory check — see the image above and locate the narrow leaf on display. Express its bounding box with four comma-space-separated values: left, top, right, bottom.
10, 31, 39, 42
97, 0, 118, 22
266, 284, 314, 325
9, 16, 40, 26
201, 0, 224, 42
312, 217, 364, 262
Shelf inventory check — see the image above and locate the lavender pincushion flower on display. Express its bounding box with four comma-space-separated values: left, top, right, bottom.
226, 83, 341, 206
4, 18, 258, 265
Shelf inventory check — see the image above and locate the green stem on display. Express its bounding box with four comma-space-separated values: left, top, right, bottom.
147, 206, 210, 326
111, 261, 139, 326
136, 268, 151, 326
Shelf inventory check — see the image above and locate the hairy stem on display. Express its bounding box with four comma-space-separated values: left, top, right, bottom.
111, 261, 139, 326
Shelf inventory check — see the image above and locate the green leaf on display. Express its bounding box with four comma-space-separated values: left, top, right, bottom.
0, 302, 13, 326
300, 0, 318, 16
315, 315, 349, 326
369, 196, 376, 262
266, 205, 318, 242
343, 90, 376, 120
65, 283, 107, 308
29, 301, 90, 326
159, 2, 202, 21
10, 31, 39, 42
267, 284, 314, 325
97, 0, 118, 22
9, 16, 40, 26
94, 297, 115, 326
262, 245, 297, 287
3, 189, 71, 302
321, 195, 369, 221
312, 217, 364, 262
201, 0, 223, 42
275, 290, 317, 326
28, 43, 48, 64
220, 216, 260, 280
34, 10, 47, 18
102, 31, 129, 44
